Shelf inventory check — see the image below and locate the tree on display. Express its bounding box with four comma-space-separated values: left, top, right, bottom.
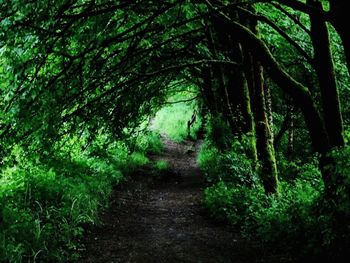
0, 0, 348, 195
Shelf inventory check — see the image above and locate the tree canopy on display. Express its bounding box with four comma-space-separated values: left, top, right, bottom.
0, 0, 349, 261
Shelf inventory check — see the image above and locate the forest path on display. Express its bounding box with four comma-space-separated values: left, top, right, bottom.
78, 137, 272, 263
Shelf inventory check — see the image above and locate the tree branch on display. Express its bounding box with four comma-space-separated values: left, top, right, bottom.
270, 2, 311, 36
270, 0, 330, 20
237, 7, 314, 66
134, 60, 241, 77
205, 0, 330, 153
162, 96, 199, 105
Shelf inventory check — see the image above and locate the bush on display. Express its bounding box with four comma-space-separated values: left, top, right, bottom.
202, 145, 350, 259
204, 181, 266, 224
151, 160, 171, 179
203, 175, 325, 256
197, 139, 256, 185
0, 134, 151, 262
199, 113, 350, 260
242, 179, 323, 254
314, 146, 350, 259
204, 115, 232, 150
134, 131, 163, 154
154, 160, 169, 171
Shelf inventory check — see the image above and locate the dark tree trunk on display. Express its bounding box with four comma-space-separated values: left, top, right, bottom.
226, 44, 255, 135
227, 64, 257, 162
205, 23, 228, 117
201, 66, 218, 114
210, 11, 336, 190
329, 0, 350, 74
308, 0, 345, 148
274, 111, 290, 149
207, 13, 257, 161
274, 99, 293, 150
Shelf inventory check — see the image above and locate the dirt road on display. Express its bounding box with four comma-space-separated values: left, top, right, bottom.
78, 137, 280, 263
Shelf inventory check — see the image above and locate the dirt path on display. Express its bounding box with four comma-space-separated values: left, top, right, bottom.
78, 137, 278, 263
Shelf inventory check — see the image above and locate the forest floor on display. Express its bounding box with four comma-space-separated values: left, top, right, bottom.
78, 137, 289, 263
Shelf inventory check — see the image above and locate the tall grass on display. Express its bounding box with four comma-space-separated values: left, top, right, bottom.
0, 132, 157, 262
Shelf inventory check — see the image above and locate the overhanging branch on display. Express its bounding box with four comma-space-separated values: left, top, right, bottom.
134, 59, 241, 77
237, 7, 314, 66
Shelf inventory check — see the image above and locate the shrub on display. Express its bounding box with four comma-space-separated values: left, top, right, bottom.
200, 135, 350, 259
197, 138, 256, 185
204, 181, 266, 225
155, 160, 169, 171
134, 131, 163, 154
151, 160, 171, 179
204, 115, 232, 150
202, 146, 350, 259
0, 134, 152, 262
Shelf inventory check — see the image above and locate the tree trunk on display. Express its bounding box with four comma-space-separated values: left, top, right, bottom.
208, 12, 257, 161
329, 0, 350, 74
253, 61, 279, 194
205, 23, 228, 116
227, 64, 257, 162
201, 66, 218, 114
244, 14, 278, 194
209, 11, 335, 189
274, 99, 292, 150
287, 106, 294, 158
230, 8, 279, 194
264, 81, 274, 140
308, 0, 345, 147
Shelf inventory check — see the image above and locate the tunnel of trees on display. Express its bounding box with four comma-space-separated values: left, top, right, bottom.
0, 0, 349, 262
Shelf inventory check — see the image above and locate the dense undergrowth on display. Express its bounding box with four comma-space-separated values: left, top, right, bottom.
198, 117, 350, 261
0, 131, 163, 262
0, 86, 198, 262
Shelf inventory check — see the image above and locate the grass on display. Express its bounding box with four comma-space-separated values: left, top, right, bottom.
155, 160, 169, 171
0, 132, 157, 262
151, 160, 170, 178
134, 131, 163, 154
151, 92, 201, 142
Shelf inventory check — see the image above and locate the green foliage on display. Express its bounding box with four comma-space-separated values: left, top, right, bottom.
0, 0, 204, 155
128, 152, 150, 170
152, 90, 201, 142
134, 131, 163, 155
242, 179, 323, 254
204, 115, 232, 150
197, 141, 221, 183
203, 171, 325, 256
0, 133, 151, 262
152, 159, 171, 179
277, 153, 321, 185
0, 0, 349, 261
204, 181, 265, 224
154, 160, 169, 171
88, 134, 150, 176
202, 145, 350, 259
316, 146, 350, 257
197, 138, 256, 185
344, 126, 350, 144
204, 181, 236, 222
